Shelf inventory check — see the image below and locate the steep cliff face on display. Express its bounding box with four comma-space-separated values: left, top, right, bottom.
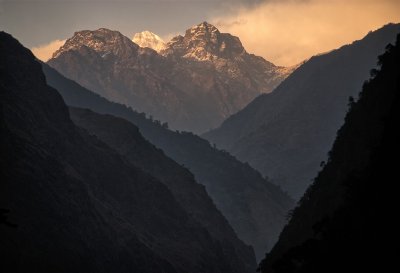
42, 62, 294, 260
48, 22, 292, 133
0, 31, 252, 273
204, 23, 400, 199
259, 33, 400, 273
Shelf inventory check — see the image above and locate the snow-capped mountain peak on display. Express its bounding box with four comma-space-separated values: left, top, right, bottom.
132, 31, 166, 52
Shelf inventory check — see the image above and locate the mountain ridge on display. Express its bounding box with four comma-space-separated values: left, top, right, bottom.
48, 22, 292, 133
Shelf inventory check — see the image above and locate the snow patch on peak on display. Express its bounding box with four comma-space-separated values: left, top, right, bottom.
132, 31, 166, 52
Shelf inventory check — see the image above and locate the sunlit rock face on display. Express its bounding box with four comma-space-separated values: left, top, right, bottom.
53, 28, 139, 59
158, 22, 294, 131
161, 22, 292, 94
162, 22, 244, 61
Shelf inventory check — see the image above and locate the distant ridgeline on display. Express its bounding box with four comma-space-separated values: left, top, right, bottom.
258, 33, 400, 273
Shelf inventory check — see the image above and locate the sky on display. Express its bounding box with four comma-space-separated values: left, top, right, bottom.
1, 0, 399, 66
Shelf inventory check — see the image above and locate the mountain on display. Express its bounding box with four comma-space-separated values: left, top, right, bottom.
133, 31, 166, 52
204, 23, 400, 199
48, 28, 190, 130
258, 32, 400, 273
68, 107, 256, 272
161, 22, 291, 87
47, 22, 292, 133
42, 62, 294, 260
159, 22, 294, 131
0, 31, 252, 273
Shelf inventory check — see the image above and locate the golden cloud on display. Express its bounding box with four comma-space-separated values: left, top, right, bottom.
31, 39, 66, 62
212, 0, 400, 66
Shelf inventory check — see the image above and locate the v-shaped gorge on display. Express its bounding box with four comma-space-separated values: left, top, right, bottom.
42, 61, 294, 261
204, 23, 400, 199
0, 31, 256, 273
47, 22, 293, 133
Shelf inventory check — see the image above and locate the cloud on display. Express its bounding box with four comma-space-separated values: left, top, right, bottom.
211, 0, 400, 66
31, 39, 66, 61
214, 19, 247, 28
161, 32, 182, 43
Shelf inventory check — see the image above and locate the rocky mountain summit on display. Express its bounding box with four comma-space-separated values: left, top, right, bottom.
48, 28, 189, 129
53, 28, 139, 59
159, 22, 293, 128
162, 21, 246, 61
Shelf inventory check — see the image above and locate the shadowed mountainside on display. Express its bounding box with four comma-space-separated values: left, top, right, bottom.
42, 62, 294, 260
259, 33, 400, 273
69, 107, 256, 272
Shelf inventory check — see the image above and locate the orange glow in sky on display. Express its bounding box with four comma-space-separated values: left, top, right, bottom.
212, 0, 400, 66
24, 0, 400, 66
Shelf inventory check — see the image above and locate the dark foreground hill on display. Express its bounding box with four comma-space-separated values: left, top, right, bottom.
69, 107, 255, 271
42, 62, 294, 260
258, 33, 400, 273
0, 31, 253, 273
204, 23, 400, 199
